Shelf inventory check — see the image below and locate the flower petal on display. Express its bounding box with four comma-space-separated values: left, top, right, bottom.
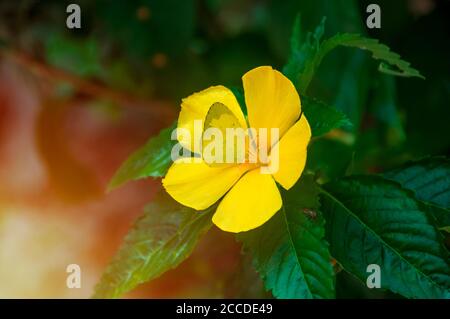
212, 169, 282, 233
271, 115, 311, 190
162, 159, 248, 210
242, 66, 301, 138
202, 101, 249, 166
178, 85, 247, 152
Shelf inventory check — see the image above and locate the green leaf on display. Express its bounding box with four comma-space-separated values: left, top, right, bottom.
267, 0, 363, 61
302, 96, 352, 136
93, 191, 214, 298
321, 176, 450, 298
384, 157, 450, 209
283, 16, 326, 91
334, 34, 424, 78
300, 33, 424, 91
238, 175, 335, 299
425, 205, 450, 232
108, 122, 176, 191
275, 4, 370, 130
383, 157, 450, 229
284, 17, 424, 93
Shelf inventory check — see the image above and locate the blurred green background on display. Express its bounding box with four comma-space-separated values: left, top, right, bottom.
2, 0, 448, 158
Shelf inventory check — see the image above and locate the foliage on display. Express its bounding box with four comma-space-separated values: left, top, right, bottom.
94, 191, 215, 298
108, 122, 176, 191
238, 175, 335, 299
302, 96, 352, 137
321, 175, 450, 298
383, 157, 450, 230
4, 1, 443, 299
91, 13, 450, 299
283, 16, 424, 94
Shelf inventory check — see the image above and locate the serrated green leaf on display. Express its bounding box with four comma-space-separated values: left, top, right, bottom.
238, 175, 335, 299
299, 33, 424, 91
321, 175, 450, 298
329, 34, 424, 78
284, 18, 424, 93
283, 17, 326, 90
302, 96, 352, 136
93, 191, 214, 298
384, 157, 450, 208
383, 157, 450, 229
108, 122, 176, 191
425, 205, 450, 232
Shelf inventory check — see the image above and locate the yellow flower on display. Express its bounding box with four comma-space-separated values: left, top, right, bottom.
162, 66, 311, 233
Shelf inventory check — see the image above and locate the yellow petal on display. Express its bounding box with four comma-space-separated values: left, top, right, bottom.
212, 169, 282, 233
178, 85, 247, 152
271, 115, 311, 190
202, 101, 249, 166
242, 66, 301, 139
162, 159, 248, 210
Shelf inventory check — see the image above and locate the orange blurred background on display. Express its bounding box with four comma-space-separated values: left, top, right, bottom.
0, 61, 246, 298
